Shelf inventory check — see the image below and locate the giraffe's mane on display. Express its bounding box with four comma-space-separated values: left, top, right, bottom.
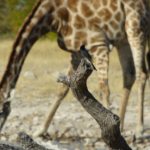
13, 0, 43, 51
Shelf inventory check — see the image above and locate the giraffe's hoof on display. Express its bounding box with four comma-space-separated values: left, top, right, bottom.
135, 126, 144, 139
33, 128, 47, 138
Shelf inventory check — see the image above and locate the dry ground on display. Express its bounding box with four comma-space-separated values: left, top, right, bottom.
0, 39, 149, 149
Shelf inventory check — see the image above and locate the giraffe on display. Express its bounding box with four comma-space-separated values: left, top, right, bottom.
0, 0, 149, 137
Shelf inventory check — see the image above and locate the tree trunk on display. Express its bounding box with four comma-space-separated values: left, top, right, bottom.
58, 54, 132, 150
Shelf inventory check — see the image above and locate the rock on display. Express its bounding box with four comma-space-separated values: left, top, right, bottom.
32, 117, 39, 126
0, 136, 7, 141
95, 141, 106, 149
23, 71, 37, 79
83, 138, 92, 147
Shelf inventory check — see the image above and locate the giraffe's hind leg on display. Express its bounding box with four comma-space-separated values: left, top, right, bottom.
125, 15, 147, 135
117, 42, 135, 132
92, 45, 110, 108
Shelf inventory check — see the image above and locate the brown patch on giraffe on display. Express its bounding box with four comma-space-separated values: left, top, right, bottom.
88, 17, 100, 31
130, 1, 144, 11
61, 25, 73, 36
126, 19, 139, 32
81, 2, 94, 17
98, 8, 111, 22
67, 0, 78, 12
140, 2, 145, 10
98, 66, 107, 71
42, 1, 51, 10
90, 47, 97, 53
101, 0, 107, 6
115, 12, 121, 22
92, 0, 101, 9
97, 48, 108, 56
110, 0, 118, 11
123, 0, 130, 3
57, 7, 70, 22
132, 20, 139, 28
64, 39, 72, 48
110, 20, 118, 30
103, 24, 109, 32
74, 15, 86, 29
90, 36, 99, 44
34, 7, 54, 27
124, 6, 132, 15
54, 0, 63, 7
116, 32, 122, 38
107, 30, 113, 38
74, 40, 81, 49
35, 10, 43, 18
35, 5, 54, 20
75, 31, 87, 44
125, 21, 129, 29
97, 61, 103, 66
129, 2, 136, 9
72, 34, 87, 50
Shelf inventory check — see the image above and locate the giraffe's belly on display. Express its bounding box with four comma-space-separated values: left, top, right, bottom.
57, 31, 102, 52
57, 25, 126, 52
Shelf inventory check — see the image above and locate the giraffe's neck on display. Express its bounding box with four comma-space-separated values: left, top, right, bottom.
0, 0, 56, 99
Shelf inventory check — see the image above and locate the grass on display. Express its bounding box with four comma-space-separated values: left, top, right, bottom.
0, 39, 149, 104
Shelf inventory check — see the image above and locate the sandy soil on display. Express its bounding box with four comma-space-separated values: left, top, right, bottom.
0, 40, 149, 150
0, 87, 150, 150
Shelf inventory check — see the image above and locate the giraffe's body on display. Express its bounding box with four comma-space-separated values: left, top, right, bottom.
12, 0, 149, 52
0, 0, 150, 135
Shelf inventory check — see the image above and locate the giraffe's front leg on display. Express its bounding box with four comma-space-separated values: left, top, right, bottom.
92, 46, 110, 109
34, 64, 74, 137
34, 84, 69, 137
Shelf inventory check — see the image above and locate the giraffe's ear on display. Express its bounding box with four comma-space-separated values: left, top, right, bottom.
80, 45, 91, 59
80, 45, 86, 50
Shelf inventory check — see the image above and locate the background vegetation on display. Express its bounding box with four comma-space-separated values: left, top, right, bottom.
0, 0, 36, 36
0, 0, 56, 39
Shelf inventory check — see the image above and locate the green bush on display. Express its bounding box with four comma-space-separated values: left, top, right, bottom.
0, 0, 57, 40
0, 0, 36, 36
6, 0, 36, 34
